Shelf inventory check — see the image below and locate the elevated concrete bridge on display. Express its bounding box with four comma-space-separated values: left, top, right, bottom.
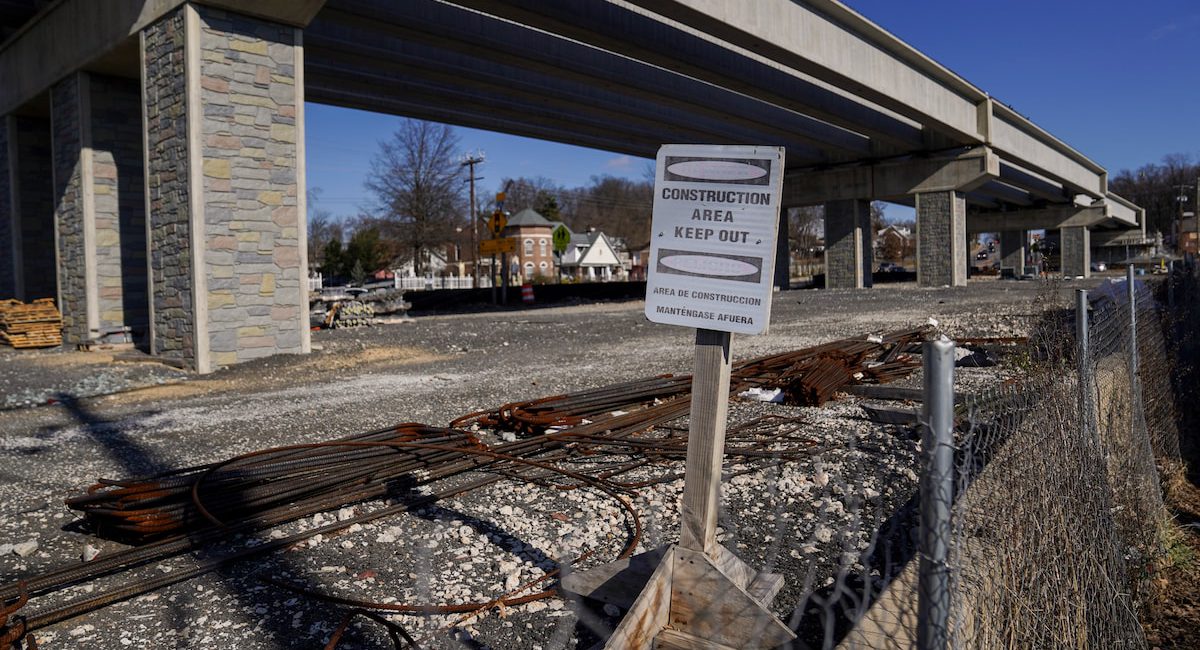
0, 0, 1143, 370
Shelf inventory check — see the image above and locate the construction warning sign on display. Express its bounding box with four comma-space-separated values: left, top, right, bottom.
480, 237, 516, 255
644, 144, 784, 335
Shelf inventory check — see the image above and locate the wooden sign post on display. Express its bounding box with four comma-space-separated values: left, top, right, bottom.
562, 145, 794, 649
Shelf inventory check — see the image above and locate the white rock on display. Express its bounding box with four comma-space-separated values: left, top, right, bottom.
336, 507, 355, 522
814, 526, 834, 543
12, 540, 37, 557
376, 533, 396, 544
498, 505, 514, 516
504, 571, 521, 592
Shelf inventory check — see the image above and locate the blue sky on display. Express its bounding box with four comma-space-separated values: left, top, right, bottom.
306, 1, 1199, 221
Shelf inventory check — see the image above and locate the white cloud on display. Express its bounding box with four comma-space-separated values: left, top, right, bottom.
605, 155, 635, 171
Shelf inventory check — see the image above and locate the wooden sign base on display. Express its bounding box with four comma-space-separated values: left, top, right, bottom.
562, 328, 795, 649
563, 543, 794, 649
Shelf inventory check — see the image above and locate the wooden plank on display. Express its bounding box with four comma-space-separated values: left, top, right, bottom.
710, 544, 756, 591
560, 546, 670, 609
604, 546, 674, 650
847, 384, 923, 401
679, 328, 732, 553
655, 629, 737, 650
668, 547, 795, 647
745, 571, 785, 607
848, 384, 965, 403
860, 403, 919, 425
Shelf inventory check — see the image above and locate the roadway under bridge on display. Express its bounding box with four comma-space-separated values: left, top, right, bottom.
0, 0, 1144, 371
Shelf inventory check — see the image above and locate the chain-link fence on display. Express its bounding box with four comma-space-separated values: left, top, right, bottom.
788, 271, 1192, 650
906, 270, 1188, 650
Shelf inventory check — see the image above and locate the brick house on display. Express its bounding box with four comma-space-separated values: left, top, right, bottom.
502, 208, 557, 281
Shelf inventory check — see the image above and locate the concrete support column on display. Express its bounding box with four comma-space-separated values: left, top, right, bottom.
50, 71, 149, 345
915, 190, 967, 287
823, 199, 873, 289
142, 4, 308, 373
1060, 226, 1091, 279
999, 229, 1026, 277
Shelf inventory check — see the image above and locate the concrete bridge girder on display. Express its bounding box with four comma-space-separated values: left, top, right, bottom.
303, 46, 832, 163
614, 0, 1108, 199
781, 147, 1000, 207
310, 0, 881, 162
966, 205, 1108, 234
432, 0, 929, 152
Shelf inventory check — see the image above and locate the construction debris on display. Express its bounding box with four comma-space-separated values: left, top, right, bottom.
0, 298, 63, 349
0, 326, 934, 647
323, 300, 375, 329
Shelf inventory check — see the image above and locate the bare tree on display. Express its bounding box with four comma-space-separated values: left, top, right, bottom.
365, 120, 466, 275
569, 175, 654, 249
492, 177, 564, 215
1110, 153, 1200, 247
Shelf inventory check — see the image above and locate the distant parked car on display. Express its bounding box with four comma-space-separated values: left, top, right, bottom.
1090, 262, 1107, 272
877, 262, 904, 273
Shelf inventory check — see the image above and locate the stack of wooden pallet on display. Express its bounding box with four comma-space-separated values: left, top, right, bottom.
0, 298, 63, 349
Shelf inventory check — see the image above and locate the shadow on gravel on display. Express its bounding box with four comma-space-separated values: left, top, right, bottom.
53, 393, 169, 477
48, 392, 350, 648
788, 491, 920, 648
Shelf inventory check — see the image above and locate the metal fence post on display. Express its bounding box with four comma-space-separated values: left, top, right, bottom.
1168, 260, 1175, 310
919, 338, 955, 650
1076, 289, 1095, 441
1127, 264, 1139, 381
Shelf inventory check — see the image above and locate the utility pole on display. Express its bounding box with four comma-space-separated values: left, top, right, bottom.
461, 151, 485, 288
1173, 183, 1195, 255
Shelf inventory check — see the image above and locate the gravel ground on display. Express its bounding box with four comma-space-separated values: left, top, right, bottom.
0, 348, 188, 411
0, 279, 1095, 649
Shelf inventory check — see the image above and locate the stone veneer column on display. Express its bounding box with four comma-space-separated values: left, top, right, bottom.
1060, 226, 1091, 279
50, 72, 149, 345
915, 190, 967, 287
999, 229, 1026, 277
823, 199, 873, 289
141, 3, 308, 373
50, 72, 96, 343
90, 75, 148, 343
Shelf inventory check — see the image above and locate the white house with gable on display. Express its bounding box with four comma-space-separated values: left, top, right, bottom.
558, 228, 623, 281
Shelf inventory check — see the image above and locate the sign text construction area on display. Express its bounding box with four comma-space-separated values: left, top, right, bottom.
645, 144, 785, 335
